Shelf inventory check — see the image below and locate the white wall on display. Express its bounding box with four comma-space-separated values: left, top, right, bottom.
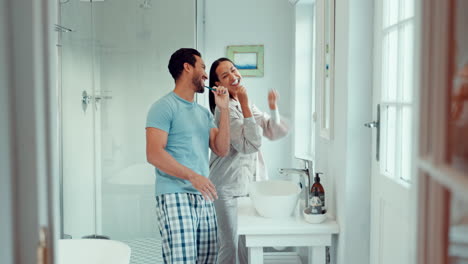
203, 0, 295, 178
314, 0, 373, 263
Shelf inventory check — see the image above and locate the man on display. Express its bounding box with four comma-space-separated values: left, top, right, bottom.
146, 48, 230, 263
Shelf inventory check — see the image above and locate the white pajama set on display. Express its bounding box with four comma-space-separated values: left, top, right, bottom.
209, 99, 289, 264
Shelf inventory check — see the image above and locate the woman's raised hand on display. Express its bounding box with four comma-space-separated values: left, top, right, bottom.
213, 86, 229, 110
268, 89, 278, 110
237, 86, 249, 107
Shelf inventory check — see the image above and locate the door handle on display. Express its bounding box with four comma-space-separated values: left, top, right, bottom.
364, 104, 380, 161
82, 90, 92, 113
364, 121, 378, 128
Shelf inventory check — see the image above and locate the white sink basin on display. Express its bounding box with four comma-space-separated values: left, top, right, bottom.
57, 239, 131, 264
249, 180, 301, 219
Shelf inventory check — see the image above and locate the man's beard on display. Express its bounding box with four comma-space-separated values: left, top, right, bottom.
192, 76, 205, 93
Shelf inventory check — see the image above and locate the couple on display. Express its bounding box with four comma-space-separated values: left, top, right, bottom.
146, 48, 288, 264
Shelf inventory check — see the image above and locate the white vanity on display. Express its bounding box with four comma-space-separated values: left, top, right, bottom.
237, 197, 339, 264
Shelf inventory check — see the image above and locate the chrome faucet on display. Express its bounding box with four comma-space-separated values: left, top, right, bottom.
278, 159, 313, 209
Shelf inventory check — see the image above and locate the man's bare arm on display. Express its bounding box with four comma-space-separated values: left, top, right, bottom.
146, 127, 217, 200
209, 86, 230, 156
209, 107, 230, 156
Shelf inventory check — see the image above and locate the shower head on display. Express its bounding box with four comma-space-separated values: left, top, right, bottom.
140, 0, 151, 9
54, 24, 73, 33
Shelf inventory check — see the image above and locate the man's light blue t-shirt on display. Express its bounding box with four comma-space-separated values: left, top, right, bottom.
146, 92, 216, 196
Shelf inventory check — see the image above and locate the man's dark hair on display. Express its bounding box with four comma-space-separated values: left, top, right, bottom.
208, 57, 233, 114
168, 48, 201, 81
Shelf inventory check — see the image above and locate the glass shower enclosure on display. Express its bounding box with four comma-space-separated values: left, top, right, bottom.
58, 0, 197, 262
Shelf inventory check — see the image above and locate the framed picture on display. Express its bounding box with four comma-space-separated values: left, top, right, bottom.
226, 45, 264, 77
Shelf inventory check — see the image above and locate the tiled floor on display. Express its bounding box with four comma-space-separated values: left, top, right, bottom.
120, 238, 304, 264
121, 237, 163, 264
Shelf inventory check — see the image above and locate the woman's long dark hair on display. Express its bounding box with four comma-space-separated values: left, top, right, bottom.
208, 57, 234, 114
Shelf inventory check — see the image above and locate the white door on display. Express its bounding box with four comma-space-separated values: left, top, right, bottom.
369, 0, 416, 263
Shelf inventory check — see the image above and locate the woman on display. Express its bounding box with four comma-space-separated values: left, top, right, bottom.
208, 57, 289, 264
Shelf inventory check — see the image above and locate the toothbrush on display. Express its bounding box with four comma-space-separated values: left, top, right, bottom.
205, 86, 227, 94
205, 86, 216, 91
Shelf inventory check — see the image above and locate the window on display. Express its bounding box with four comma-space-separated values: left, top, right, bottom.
379, 0, 415, 182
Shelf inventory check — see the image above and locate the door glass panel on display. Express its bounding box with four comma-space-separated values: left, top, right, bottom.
400, 106, 412, 181
401, 22, 414, 103
401, 0, 414, 20
60, 0, 96, 239
94, 0, 196, 248
449, 194, 468, 264
448, 0, 468, 173
95, 1, 196, 262
60, 0, 196, 262
447, 2, 468, 263
380, 0, 415, 183
387, 106, 397, 177
383, 0, 399, 28
382, 105, 397, 177
382, 29, 398, 102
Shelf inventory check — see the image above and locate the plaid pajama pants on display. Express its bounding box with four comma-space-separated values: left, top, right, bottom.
155, 193, 218, 264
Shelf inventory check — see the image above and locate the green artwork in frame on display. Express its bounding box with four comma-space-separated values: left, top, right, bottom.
226, 45, 264, 77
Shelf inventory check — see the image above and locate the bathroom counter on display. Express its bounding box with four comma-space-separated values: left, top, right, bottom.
237, 197, 339, 264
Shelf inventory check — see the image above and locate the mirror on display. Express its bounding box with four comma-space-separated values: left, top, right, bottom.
319, 0, 335, 140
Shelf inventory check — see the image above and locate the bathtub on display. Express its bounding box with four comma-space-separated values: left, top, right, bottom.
57, 239, 131, 264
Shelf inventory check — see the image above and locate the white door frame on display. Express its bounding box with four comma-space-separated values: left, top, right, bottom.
0, 0, 58, 263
